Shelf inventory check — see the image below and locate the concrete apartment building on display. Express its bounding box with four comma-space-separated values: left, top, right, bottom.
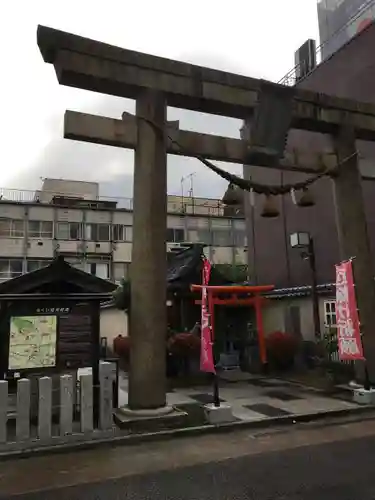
0, 178, 247, 283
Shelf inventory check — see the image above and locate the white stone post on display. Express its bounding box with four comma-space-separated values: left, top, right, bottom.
80, 373, 93, 433
38, 376, 52, 439
59, 374, 74, 436
0, 380, 8, 443
99, 361, 113, 430
16, 378, 31, 441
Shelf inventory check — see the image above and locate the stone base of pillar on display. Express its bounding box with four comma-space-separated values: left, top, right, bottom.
113, 405, 188, 432
349, 380, 363, 389
118, 405, 174, 418
204, 403, 236, 425
353, 388, 375, 405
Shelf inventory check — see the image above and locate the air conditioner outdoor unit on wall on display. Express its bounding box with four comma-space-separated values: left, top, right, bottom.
167, 242, 196, 253
167, 242, 181, 252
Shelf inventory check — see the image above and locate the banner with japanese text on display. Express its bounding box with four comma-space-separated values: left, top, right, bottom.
335, 260, 364, 361
200, 258, 216, 373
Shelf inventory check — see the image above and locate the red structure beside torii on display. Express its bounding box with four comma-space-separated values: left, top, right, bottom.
191, 284, 275, 365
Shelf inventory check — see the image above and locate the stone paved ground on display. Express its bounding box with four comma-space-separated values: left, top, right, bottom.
119, 371, 361, 422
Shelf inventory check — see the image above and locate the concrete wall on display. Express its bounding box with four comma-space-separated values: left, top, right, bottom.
100, 307, 128, 349
263, 296, 335, 341
39, 178, 99, 202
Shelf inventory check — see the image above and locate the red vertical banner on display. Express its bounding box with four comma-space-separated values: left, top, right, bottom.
335, 260, 364, 361
200, 258, 216, 373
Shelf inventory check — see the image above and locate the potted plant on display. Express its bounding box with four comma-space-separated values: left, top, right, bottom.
113, 335, 131, 370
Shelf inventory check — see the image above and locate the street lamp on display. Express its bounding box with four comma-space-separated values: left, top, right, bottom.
290, 232, 310, 249
290, 232, 321, 340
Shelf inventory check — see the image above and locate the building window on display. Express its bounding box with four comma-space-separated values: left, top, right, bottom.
197, 230, 212, 244
84, 261, 110, 280
233, 229, 247, 247
0, 219, 24, 238
28, 220, 53, 238
85, 223, 110, 241
56, 222, 81, 240
0, 259, 23, 281
113, 262, 130, 283
166, 228, 185, 243
113, 224, 132, 242
26, 260, 50, 273
186, 217, 205, 229
212, 229, 232, 246
324, 300, 336, 326
186, 229, 211, 244
64, 257, 85, 271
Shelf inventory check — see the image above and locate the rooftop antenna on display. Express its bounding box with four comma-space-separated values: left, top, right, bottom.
181, 172, 196, 198
180, 175, 185, 200
180, 172, 196, 213
187, 172, 196, 198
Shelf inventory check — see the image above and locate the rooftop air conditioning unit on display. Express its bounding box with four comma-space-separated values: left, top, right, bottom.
295, 39, 316, 82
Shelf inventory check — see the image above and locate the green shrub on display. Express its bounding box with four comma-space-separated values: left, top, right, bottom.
266, 331, 299, 370
167, 333, 201, 357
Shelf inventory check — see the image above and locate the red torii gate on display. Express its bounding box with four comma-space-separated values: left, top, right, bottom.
191, 284, 275, 365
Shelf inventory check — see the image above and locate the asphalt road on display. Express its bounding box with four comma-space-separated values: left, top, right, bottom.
7, 433, 375, 500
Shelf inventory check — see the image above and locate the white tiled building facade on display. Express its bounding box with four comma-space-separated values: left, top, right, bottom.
0, 179, 247, 283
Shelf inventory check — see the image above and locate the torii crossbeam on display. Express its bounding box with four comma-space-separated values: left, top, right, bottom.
64, 110, 375, 178
37, 25, 375, 408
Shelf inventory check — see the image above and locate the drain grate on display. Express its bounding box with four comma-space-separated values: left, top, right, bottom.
244, 403, 291, 418
265, 390, 303, 401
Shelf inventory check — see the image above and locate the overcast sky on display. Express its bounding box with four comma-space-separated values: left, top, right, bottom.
0, 0, 319, 199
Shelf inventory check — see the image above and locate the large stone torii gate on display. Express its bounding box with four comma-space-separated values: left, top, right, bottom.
38, 25, 375, 410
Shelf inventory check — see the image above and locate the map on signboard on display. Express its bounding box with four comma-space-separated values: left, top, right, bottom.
8, 315, 57, 370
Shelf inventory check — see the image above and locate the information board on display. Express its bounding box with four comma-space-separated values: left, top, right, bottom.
8, 315, 57, 370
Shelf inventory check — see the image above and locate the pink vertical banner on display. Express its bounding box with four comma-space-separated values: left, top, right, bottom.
335, 260, 364, 361
200, 258, 216, 373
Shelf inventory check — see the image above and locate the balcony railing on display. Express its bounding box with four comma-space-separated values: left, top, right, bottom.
0, 187, 134, 210
0, 187, 229, 217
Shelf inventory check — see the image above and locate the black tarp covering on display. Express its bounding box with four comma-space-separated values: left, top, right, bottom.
167, 245, 231, 291
113, 245, 233, 310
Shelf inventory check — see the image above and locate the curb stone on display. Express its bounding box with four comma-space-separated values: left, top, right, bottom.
0, 404, 374, 462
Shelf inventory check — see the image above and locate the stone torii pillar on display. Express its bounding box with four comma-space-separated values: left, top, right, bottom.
333, 124, 375, 381
128, 90, 168, 410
